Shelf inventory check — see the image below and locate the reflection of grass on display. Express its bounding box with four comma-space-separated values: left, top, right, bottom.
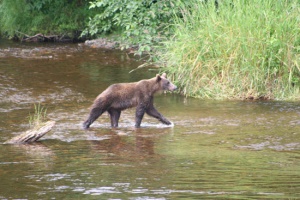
28, 103, 47, 128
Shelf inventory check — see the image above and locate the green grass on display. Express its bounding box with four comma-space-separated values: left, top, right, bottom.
28, 103, 47, 128
157, 0, 300, 100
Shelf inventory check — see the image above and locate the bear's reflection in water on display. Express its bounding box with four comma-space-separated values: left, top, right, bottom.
89, 127, 171, 159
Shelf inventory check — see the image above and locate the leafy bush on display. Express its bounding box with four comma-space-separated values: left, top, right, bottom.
83, 0, 180, 55
157, 0, 300, 100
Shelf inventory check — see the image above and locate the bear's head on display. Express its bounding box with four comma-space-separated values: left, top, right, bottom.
156, 73, 177, 91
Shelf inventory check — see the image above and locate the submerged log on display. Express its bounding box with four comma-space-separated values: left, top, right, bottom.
4, 121, 55, 144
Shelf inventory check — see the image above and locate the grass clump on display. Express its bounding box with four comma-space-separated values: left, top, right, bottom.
28, 103, 47, 128
157, 0, 300, 100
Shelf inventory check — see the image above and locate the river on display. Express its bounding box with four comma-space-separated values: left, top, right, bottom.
0, 39, 299, 199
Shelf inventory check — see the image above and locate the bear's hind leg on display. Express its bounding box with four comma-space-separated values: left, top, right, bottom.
83, 107, 105, 129
108, 109, 121, 127
135, 104, 146, 128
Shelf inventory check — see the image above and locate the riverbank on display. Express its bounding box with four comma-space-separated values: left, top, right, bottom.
0, 37, 138, 59
157, 0, 300, 100
84, 38, 120, 49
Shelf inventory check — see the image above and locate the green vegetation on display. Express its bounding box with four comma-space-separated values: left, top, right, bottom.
28, 103, 47, 128
0, 0, 93, 39
1, 0, 299, 100
157, 0, 300, 100
82, 0, 180, 55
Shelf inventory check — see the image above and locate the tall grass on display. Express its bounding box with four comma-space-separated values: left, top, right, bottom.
28, 103, 47, 128
157, 0, 300, 100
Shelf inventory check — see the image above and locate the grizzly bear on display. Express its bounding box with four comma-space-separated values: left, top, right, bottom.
83, 73, 177, 129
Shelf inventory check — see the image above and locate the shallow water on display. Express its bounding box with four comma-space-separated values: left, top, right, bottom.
0, 40, 299, 199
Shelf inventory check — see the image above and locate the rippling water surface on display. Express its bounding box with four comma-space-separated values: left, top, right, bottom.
0, 39, 299, 199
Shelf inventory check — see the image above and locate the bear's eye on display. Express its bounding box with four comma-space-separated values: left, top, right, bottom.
166, 81, 170, 85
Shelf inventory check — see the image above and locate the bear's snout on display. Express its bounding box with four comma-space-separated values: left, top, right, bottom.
169, 84, 177, 91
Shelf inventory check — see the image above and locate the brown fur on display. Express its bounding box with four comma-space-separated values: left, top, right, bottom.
83, 73, 177, 129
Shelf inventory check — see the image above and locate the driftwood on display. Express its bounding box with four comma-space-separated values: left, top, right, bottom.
128, 63, 160, 73
22, 33, 60, 42
15, 31, 73, 42
4, 121, 55, 144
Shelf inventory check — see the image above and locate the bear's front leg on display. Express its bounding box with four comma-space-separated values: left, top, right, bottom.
146, 105, 171, 125
83, 107, 106, 129
135, 104, 146, 128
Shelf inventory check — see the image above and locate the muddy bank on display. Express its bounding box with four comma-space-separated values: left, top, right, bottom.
0, 37, 135, 59
83, 38, 138, 54
84, 38, 120, 49
0, 45, 83, 59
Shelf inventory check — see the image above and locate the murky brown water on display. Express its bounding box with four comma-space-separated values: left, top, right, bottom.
0, 39, 299, 199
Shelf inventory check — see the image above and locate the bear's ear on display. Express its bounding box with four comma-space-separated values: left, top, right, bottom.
156, 74, 161, 82
162, 73, 167, 78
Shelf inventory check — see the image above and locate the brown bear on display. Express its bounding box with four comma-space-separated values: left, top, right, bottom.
83, 73, 177, 129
